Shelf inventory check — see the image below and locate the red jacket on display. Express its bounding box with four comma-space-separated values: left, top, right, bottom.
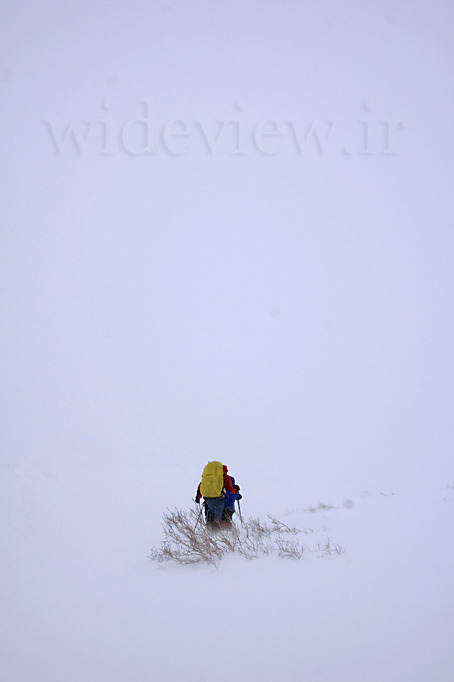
222, 465, 237, 494
223, 472, 237, 494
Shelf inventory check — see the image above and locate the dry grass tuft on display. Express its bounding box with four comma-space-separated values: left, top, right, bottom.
150, 507, 344, 566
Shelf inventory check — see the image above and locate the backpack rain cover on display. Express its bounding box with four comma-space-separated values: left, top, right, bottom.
200, 461, 224, 497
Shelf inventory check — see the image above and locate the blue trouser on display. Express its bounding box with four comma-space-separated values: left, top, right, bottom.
206, 497, 224, 524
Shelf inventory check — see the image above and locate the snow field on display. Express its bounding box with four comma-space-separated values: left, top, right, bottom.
1, 463, 453, 682
2, 1, 454, 680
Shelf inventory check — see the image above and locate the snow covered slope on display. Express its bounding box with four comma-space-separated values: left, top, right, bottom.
1, 463, 453, 682
2, 1, 454, 680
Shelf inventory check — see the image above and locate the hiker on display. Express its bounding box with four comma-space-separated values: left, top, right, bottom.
222, 465, 241, 527
195, 461, 238, 529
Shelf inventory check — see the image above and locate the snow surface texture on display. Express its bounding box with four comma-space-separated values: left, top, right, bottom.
2, 464, 453, 681
1, 0, 454, 680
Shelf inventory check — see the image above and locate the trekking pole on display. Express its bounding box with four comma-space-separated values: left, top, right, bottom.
236, 498, 244, 524
193, 500, 204, 530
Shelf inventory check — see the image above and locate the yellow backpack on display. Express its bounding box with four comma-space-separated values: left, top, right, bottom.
200, 461, 224, 497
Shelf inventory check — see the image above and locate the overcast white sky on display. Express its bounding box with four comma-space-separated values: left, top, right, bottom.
1, 0, 453, 494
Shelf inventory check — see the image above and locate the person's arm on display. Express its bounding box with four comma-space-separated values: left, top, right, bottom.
223, 474, 237, 494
